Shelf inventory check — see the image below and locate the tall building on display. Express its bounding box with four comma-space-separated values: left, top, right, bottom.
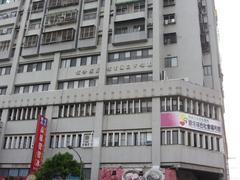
0, 0, 228, 179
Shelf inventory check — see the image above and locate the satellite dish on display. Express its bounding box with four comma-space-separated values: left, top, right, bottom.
144, 169, 164, 180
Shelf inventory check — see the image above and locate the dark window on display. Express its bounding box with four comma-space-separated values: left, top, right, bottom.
164, 33, 177, 45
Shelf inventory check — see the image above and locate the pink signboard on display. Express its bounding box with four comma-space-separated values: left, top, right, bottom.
161, 112, 222, 135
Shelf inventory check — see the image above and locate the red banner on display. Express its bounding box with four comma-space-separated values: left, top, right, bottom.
29, 114, 48, 174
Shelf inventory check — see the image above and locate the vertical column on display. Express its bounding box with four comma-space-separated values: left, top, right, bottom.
90, 102, 104, 180
98, 0, 111, 85
49, 53, 61, 90
152, 0, 163, 80
7, 0, 31, 94
152, 98, 161, 167
43, 106, 54, 160
0, 110, 10, 154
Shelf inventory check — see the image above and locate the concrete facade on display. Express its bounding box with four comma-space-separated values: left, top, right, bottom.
0, 0, 227, 179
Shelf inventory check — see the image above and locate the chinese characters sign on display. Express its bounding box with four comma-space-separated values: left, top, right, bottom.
30, 115, 48, 173
161, 112, 222, 135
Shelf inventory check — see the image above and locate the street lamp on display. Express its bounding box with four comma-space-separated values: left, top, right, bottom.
67, 145, 84, 180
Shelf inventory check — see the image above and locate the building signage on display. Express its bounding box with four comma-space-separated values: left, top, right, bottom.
100, 168, 176, 180
29, 115, 48, 174
75, 61, 152, 76
161, 112, 222, 135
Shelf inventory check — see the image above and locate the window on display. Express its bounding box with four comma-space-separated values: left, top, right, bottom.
164, 14, 176, 25
48, 0, 79, 9
203, 65, 212, 76
24, 35, 38, 48
165, 56, 178, 68
32, 1, 44, 13
0, 87, 7, 95
14, 83, 50, 94
0, 41, 10, 52
108, 49, 152, 62
172, 130, 178, 144
45, 10, 78, 26
164, 33, 177, 45
83, 9, 97, 20
80, 26, 96, 39
42, 29, 75, 44
163, 0, 175, 7
107, 73, 152, 85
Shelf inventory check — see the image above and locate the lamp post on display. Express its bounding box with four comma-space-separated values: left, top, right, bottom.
67, 145, 84, 180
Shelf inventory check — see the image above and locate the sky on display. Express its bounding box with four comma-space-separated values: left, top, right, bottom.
214, 1, 240, 180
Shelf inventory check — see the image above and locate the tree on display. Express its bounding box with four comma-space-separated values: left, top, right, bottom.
35, 152, 82, 180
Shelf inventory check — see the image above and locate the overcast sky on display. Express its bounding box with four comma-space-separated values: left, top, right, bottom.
215, 1, 240, 179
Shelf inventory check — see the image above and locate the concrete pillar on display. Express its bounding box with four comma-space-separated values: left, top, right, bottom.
90, 102, 104, 180
152, 97, 161, 167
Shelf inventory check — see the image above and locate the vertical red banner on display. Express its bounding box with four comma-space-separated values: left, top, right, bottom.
29, 114, 48, 174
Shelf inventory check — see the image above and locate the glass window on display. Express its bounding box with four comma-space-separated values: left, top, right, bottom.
45, 62, 52, 70
23, 86, 29, 93
67, 81, 74, 89
32, 85, 39, 92
9, 169, 18, 177
36, 63, 42, 71
121, 133, 126, 146
89, 79, 96, 87
70, 58, 77, 67
91, 56, 98, 64
27, 64, 33, 72
42, 84, 49, 91
127, 133, 132, 146
78, 80, 85, 88
167, 131, 171, 144
108, 133, 113, 146
172, 130, 178, 144
81, 57, 87, 65
161, 131, 165, 145
114, 133, 119, 146
102, 134, 107, 146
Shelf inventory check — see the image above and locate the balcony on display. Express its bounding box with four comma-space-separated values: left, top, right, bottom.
113, 30, 147, 45
115, 11, 145, 22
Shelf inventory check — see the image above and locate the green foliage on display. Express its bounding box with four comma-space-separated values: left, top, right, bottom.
35, 152, 82, 180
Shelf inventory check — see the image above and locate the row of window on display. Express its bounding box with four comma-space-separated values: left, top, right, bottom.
17, 61, 52, 73
8, 106, 47, 121
116, 1, 145, 15
108, 48, 152, 62
0, 66, 11, 76
48, 0, 79, 9
49, 132, 93, 148
163, 0, 175, 7
160, 96, 219, 120
14, 83, 50, 94
45, 10, 78, 27
115, 22, 145, 35
58, 78, 97, 90
0, 40, 10, 52
0, 168, 29, 178
102, 130, 152, 147
25, 25, 96, 46
42, 28, 75, 44
61, 55, 99, 68
0, 11, 17, 20
161, 128, 221, 151
83, 8, 97, 21
56, 102, 96, 118
31, 1, 44, 13
3, 135, 35, 149
0, 86, 7, 95
0, 26, 13, 35
106, 72, 152, 85
104, 98, 152, 115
